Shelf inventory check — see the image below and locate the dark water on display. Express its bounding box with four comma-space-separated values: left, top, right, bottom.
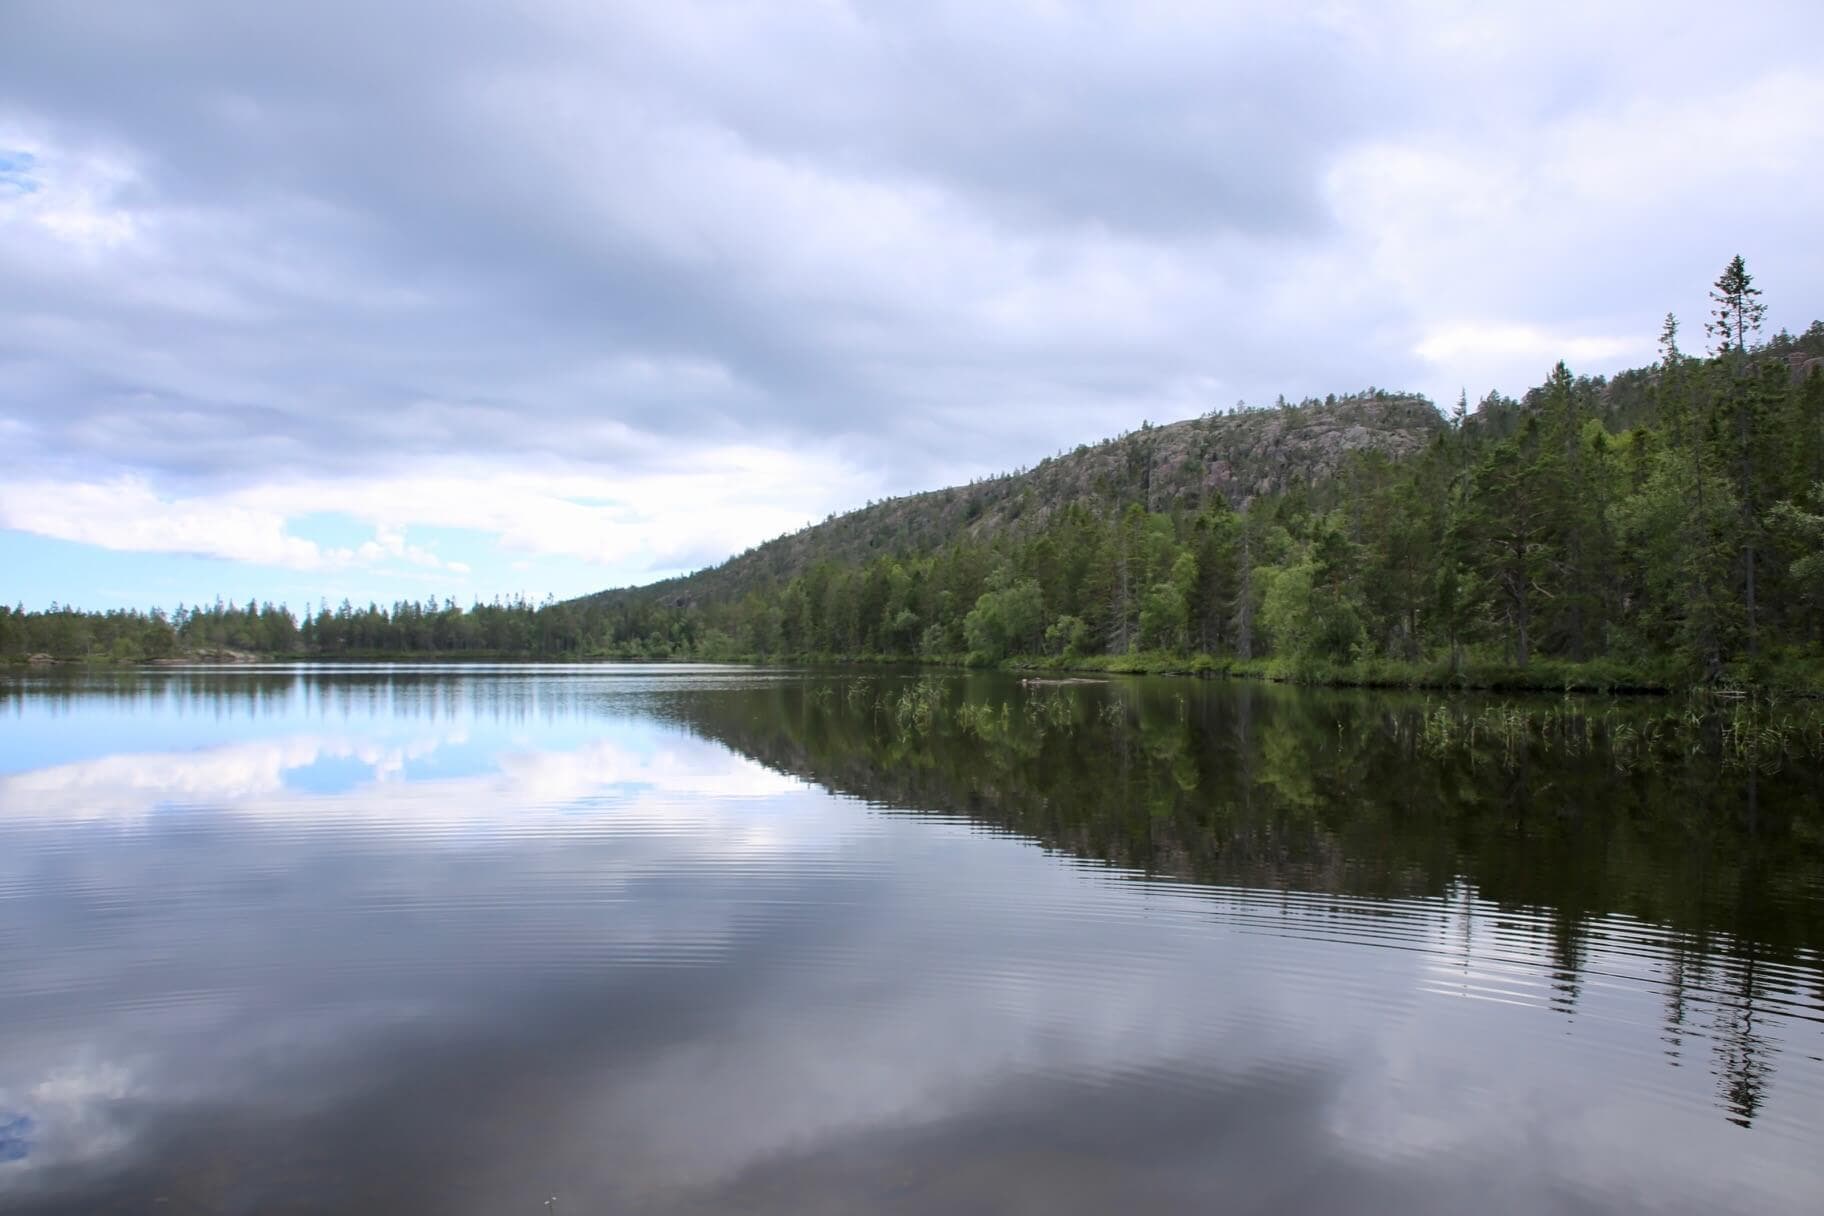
2, 666, 1822, 1215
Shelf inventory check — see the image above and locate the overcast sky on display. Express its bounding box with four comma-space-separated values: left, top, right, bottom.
3, 1, 1821, 610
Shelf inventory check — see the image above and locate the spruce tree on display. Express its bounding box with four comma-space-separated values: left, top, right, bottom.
1707, 256, 1767, 356
1707, 256, 1770, 655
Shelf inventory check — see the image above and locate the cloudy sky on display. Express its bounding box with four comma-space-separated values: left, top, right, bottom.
3, 1, 1821, 611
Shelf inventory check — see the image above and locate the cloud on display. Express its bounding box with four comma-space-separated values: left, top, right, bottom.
1, 1, 1822, 600
1412, 324, 1637, 368
0, 476, 342, 570
0, 134, 138, 250
0, 729, 805, 831
0, 444, 873, 578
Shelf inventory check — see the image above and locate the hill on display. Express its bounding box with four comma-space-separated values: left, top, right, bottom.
587, 391, 1445, 611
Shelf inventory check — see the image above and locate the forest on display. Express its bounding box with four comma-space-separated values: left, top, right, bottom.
6, 259, 1822, 690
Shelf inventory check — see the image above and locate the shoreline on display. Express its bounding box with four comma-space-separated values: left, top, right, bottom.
10, 649, 1822, 698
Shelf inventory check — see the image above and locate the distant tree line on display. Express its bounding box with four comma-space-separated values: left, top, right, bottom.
0, 595, 617, 662
1, 599, 298, 662
7, 259, 1822, 685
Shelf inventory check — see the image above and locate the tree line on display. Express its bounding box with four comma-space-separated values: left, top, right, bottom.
7, 259, 1822, 687
0, 595, 599, 662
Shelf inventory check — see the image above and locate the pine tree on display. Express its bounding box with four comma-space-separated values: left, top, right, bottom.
1462, 430, 1554, 665
1707, 256, 1768, 357
1650, 315, 1728, 673
1706, 256, 1770, 654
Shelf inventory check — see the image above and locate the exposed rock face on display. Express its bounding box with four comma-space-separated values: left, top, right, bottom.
593, 393, 1444, 607
148, 648, 263, 665
1058, 394, 1444, 509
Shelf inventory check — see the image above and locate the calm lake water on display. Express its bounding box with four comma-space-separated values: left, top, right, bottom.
2, 666, 1822, 1214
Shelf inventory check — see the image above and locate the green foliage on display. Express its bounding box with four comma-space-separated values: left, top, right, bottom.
1, 600, 293, 663
1045, 614, 1090, 658
1610, 448, 1741, 668
963, 575, 1045, 663
1259, 558, 1364, 663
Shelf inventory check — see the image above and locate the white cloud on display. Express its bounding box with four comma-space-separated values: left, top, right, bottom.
1320, 27, 1824, 403
0, 476, 340, 570
1413, 324, 1636, 367
0, 442, 872, 579
0, 129, 140, 252
0, 730, 804, 831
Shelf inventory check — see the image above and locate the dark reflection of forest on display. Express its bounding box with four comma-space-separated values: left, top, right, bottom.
653, 671, 1824, 1130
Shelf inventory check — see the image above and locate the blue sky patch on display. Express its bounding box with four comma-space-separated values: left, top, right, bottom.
0, 1112, 35, 1162
0, 150, 39, 194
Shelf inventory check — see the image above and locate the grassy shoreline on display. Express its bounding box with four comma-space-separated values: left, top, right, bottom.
711, 649, 1824, 697
10, 648, 1823, 698
999, 652, 1688, 694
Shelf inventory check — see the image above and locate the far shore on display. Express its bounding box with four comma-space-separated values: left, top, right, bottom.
10, 649, 1822, 698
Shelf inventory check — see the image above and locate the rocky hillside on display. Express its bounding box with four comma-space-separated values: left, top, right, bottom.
591, 392, 1444, 609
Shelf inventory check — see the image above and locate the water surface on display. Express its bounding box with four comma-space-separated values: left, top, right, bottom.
2, 666, 1822, 1214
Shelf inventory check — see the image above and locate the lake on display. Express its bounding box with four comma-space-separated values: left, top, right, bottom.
2, 666, 1821, 1214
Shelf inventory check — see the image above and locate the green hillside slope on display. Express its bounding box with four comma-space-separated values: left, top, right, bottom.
588, 391, 1443, 611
